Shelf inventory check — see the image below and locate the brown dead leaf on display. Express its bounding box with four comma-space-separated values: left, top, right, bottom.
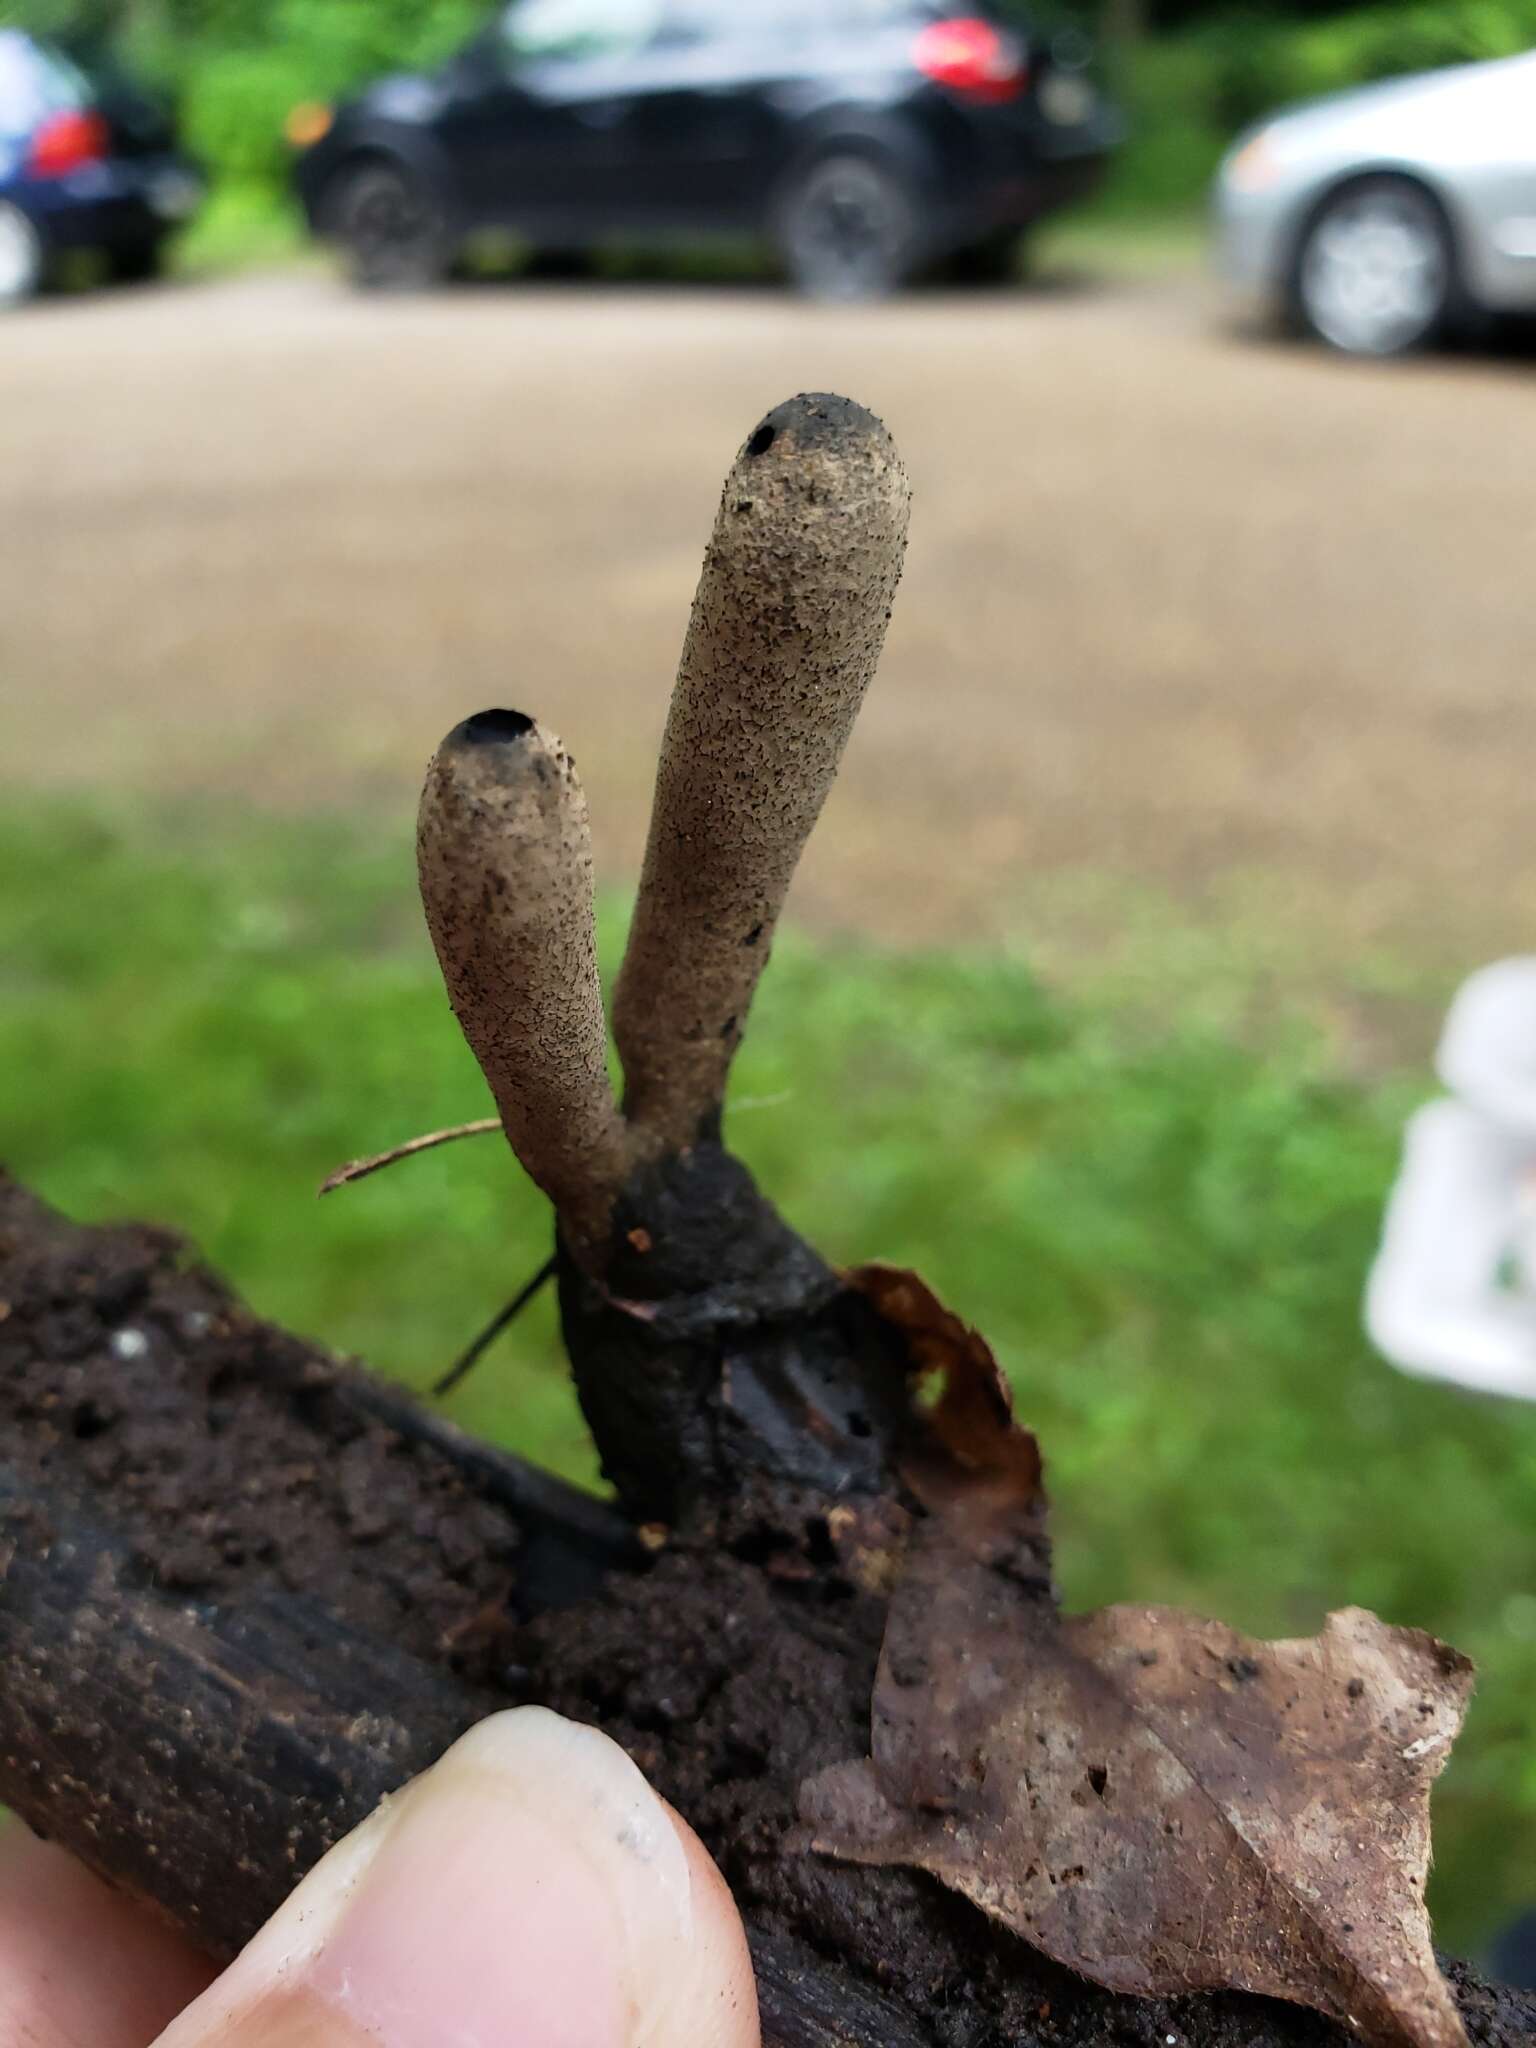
814, 1267, 1475, 2048
846, 1262, 1047, 1556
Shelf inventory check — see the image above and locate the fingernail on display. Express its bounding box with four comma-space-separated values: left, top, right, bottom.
156, 1708, 699, 2048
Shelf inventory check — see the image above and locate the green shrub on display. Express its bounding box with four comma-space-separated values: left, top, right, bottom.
158, 0, 484, 193
1284, 0, 1536, 91
1100, 35, 1231, 212
1103, 0, 1536, 215
2, 0, 484, 199
174, 45, 312, 186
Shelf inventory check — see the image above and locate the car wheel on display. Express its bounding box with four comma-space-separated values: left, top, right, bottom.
942, 228, 1024, 287
1294, 177, 1456, 357
325, 160, 450, 292
0, 202, 43, 309
109, 237, 167, 285
777, 154, 915, 302
521, 247, 593, 280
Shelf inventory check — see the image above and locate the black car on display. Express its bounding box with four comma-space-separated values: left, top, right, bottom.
0, 30, 202, 308
294, 0, 1121, 298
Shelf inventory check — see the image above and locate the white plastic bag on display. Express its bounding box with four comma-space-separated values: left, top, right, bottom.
1365, 958, 1536, 1400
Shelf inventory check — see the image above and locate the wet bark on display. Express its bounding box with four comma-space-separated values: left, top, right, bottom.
0, 1174, 1529, 2048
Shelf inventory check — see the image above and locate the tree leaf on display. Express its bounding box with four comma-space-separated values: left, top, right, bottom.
811, 1269, 1475, 2048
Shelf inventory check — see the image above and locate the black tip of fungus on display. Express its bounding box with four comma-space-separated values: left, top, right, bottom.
749, 394, 891, 463
458, 709, 535, 747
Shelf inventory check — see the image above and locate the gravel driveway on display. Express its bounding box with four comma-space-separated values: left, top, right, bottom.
3, 266, 1532, 986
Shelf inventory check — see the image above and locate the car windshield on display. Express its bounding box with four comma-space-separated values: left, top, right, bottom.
0, 33, 43, 137
0, 33, 90, 139
502, 0, 663, 64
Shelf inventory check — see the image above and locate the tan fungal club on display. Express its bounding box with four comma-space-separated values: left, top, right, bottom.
417, 710, 628, 1258
613, 393, 912, 1152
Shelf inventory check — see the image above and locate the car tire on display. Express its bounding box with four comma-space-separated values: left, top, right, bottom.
942, 228, 1024, 287
521, 247, 593, 280
1293, 176, 1458, 357
0, 201, 44, 309
324, 159, 451, 292
109, 236, 167, 285
776, 153, 916, 302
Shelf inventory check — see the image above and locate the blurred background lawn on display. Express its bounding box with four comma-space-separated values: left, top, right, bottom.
5, 799, 1535, 1955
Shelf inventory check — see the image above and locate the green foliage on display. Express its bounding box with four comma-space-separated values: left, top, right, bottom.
2, 0, 483, 196
1103, 0, 1536, 213
3, 798, 1534, 1954
1100, 35, 1231, 213
1276, 0, 1536, 97
0, 0, 117, 41
170, 174, 306, 270
141, 0, 480, 188
172, 45, 313, 185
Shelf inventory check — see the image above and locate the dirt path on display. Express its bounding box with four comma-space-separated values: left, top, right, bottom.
3, 267, 1532, 975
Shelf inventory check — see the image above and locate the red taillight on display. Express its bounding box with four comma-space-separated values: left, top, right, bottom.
27, 109, 110, 178
913, 16, 1028, 103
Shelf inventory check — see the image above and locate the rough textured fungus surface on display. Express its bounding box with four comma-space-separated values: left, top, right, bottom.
613, 393, 912, 1151
417, 711, 630, 1257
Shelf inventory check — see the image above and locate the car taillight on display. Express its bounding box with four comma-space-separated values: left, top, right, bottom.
913, 17, 1029, 104
27, 109, 110, 178
285, 102, 334, 149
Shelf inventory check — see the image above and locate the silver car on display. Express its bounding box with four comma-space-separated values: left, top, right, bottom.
1215, 50, 1536, 355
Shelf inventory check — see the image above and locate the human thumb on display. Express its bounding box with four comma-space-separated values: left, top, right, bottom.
152, 1706, 760, 2048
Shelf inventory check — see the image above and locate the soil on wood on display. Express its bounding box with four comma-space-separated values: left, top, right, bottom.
0, 1181, 522, 1683
2, 1179, 1531, 2048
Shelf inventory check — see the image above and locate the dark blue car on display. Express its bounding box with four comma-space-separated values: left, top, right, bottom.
294, 0, 1120, 299
0, 30, 202, 307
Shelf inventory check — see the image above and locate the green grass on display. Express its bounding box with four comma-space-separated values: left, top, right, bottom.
4, 799, 1534, 1955
1034, 208, 1205, 278
170, 181, 308, 277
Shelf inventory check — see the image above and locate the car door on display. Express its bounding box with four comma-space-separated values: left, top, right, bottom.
437, 0, 665, 234
1458, 54, 1536, 313
596, 0, 798, 229
0, 33, 42, 192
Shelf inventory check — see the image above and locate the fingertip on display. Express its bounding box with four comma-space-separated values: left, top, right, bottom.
658, 1802, 761, 2048
154, 1708, 759, 2048
0, 1826, 215, 2048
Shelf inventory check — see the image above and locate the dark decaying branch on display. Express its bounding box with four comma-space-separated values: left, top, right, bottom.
0, 1178, 1527, 2048
0, 1174, 918, 2048
0, 1173, 918, 2046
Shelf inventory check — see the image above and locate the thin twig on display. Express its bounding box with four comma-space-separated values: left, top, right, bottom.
318, 1119, 503, 1197
433, 1256, 559, 1398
